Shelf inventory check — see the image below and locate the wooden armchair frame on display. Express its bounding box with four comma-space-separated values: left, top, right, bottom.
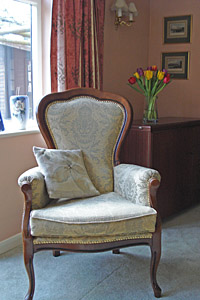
20, 88, 162, 299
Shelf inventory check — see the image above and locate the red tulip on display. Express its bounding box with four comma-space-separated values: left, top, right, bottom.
152, 65, 157, 71
164, 74, 170, 84
128, 76, 136, 84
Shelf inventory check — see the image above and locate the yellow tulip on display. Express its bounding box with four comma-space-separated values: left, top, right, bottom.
145, 70, 153, 80
157, 71, 165, 80
134, 72, 140, 79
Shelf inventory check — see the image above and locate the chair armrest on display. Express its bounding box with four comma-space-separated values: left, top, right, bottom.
114, 164, 161, 207
18, 167, 50, 209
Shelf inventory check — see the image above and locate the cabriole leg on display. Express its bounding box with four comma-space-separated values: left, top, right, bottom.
150, 232, 162, 298
23, 239, 35, 300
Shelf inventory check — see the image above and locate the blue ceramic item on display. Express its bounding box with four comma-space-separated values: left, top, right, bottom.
10, 95, 29, 130
0, 110, 5, 131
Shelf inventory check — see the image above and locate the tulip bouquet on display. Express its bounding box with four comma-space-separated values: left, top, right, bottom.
128, 65, 172, 122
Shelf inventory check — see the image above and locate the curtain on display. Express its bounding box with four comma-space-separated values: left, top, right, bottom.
51, 0, 105, 92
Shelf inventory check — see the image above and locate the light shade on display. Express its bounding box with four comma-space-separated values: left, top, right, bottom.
111, 0, 128, 17
111, 0, 138, 28
129, 2, 138, 17
111, 1, 138, 17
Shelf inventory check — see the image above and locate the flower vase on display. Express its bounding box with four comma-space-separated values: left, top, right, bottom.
143, 96, 158, 123
10, 95, 29, 130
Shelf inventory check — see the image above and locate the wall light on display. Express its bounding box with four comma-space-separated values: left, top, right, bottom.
111, 0, 138, 29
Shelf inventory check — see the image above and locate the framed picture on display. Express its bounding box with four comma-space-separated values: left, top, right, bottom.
164, 15, 192, 44
162, 52, 189, 79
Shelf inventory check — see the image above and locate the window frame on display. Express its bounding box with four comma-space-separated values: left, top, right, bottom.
0, 0, 42, 136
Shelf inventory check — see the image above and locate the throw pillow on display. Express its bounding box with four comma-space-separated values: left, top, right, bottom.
33, 147, 100, 199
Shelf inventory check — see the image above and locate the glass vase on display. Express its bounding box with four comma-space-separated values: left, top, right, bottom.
143, 95, 158, 123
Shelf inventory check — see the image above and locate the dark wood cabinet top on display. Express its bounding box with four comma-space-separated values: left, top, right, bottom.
132, 117, 200, 131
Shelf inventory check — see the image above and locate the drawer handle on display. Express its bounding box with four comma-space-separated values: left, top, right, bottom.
138, 126, 143, 130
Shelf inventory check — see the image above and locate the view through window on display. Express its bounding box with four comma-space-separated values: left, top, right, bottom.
0, 0, 41, 129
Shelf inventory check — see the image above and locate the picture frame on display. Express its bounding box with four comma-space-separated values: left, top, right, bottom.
162, 52, 189, 79
164, 15, 192, 44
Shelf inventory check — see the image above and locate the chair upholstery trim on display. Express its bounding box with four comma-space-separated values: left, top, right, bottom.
33, 233, 152, 245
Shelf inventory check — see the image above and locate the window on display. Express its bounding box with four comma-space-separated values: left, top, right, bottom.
0, 0, 41, 131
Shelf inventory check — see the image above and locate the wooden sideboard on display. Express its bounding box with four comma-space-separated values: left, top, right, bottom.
120, 117, 200, 220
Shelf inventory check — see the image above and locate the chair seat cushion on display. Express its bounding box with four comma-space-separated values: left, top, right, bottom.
30, 192, 157, 238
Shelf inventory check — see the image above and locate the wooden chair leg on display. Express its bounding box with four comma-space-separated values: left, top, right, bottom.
112, 249, 120, 254
150, 232, 162, 298
53, 250, 60, 257
23, 239, 35, 300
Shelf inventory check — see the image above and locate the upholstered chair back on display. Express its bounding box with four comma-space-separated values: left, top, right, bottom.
38, 91, 129, 194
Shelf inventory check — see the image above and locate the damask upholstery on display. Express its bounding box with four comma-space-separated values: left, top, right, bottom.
30, 192, 157, 238
45, 97, 125, 193
33, 147, 100, 199
18, 167, 50, 209
114, 164, 161, 206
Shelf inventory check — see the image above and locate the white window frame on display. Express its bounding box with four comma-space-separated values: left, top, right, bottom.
0, 0, 42, 136
30, 0, 42, 115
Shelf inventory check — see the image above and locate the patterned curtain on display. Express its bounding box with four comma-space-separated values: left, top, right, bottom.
51, 0, 105, 92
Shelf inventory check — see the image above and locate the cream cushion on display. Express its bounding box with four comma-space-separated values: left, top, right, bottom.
33, 147, 100, 199
30, 192, 157, 238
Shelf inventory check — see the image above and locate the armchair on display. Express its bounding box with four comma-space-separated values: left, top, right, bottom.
18, 88, 162, 299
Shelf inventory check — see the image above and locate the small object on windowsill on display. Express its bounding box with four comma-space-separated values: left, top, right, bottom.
0, 111, 5, 132
10, 93, 29, 130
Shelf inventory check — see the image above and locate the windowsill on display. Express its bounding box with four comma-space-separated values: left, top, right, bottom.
0, 119, 40, 138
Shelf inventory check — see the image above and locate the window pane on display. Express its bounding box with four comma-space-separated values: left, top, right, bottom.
0, 0, 33, 120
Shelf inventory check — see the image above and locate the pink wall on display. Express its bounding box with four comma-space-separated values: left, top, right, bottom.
103, 0, 150, 119
104, 0, 200, 119
0, 134, 46, 241
149, 0, 200, 118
